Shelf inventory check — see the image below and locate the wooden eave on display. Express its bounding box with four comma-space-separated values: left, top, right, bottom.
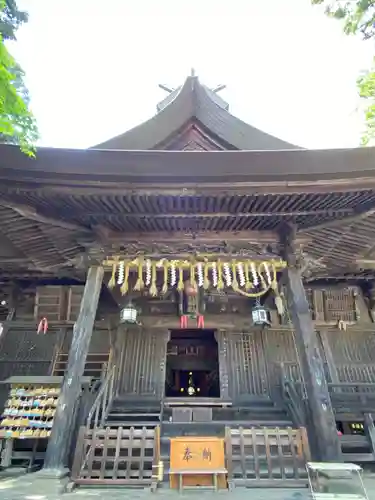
1, 145, 375, 278
92, 76, 299, 151
1, 145, 375, 191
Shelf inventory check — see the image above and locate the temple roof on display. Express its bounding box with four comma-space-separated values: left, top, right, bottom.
93, 76, 300, 151
0, 144, 375, 280
1, 75, 375, 281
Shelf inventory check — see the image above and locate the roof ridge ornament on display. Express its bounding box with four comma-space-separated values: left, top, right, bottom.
212, 84, 226, 94
158, 83, 175, 94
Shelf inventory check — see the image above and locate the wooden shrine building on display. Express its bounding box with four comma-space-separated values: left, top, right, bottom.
0, 74, 375, 487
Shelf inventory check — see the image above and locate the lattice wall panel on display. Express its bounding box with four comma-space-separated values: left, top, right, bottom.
323, 288, 357, 323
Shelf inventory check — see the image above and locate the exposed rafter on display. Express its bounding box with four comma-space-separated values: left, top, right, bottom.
2, 202, 91, 234
299, 208, 375, 233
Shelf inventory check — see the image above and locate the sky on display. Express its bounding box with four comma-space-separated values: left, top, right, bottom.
9, 0, 374, 150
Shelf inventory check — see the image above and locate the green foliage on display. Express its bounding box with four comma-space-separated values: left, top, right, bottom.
0, 0, 38, 155
0, 0, 28, 41
313, 1, 375, 145
358, 64, 375, 145
312, 0, 375, 39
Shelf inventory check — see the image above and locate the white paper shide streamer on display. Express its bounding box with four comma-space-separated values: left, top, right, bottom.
170, 262, 177, 286
237, 262, 245, 287
117, 261, 125, 285
197, 263, 204, 287
223, 262, 232, 287
212, 262, 218, 287
145, 259, 152, 286
251, 262, 259, 287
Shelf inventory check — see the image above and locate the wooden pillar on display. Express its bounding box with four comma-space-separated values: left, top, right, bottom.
364, 413, 375, 458
281, 226, 341, 462
368, 282, 375, 322
215, 330, 230, 400
43, 265, 104, 472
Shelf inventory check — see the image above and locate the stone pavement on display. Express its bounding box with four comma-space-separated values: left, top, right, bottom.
0, 472, 375, 500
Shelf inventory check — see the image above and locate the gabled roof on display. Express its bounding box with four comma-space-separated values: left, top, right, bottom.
93, 76, 301, 151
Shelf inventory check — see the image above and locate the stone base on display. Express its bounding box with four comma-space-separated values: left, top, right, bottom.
35, 467, 70, 479
3, 468, 71, 497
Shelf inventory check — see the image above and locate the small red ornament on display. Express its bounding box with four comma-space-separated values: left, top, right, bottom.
197, 315, 205, 328
37, 317, 48, 334
180, 315, 188, 329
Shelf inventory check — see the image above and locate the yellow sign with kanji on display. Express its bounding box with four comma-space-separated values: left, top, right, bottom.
170, 436, 225, 471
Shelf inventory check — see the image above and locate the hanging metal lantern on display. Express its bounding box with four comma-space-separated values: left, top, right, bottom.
120, 301, 137, 324
252, 300, 270, 326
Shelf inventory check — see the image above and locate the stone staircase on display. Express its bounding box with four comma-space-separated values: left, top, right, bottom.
105, 397, 162, 429
161, 397, 293, 481
85, 396, 303, 488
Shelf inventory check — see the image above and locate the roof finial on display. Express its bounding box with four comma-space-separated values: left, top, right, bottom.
158, 83, 175, 94
190, 68, 196, 77
212, 84, 226, 94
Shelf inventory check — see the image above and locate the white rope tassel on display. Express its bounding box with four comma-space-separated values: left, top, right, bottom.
117, 261, 125, 285
212, 262, 218, 287
237, 262, 245, 287
251, 262, 259, 286
170, 262, 177, 286
197, 263, 204, 287
145, 259, 152, 286
223, 262, 232, 287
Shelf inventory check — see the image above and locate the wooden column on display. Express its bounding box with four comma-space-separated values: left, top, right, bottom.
364, 413, 375, 458
281, 226, 341, 461
215, 330, 230, 400
43, 266, 104, 472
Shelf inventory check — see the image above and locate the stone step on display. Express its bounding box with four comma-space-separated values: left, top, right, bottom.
107, 413, 161, 421
108, 410, 161, 416
161, 420, 293, 429
104, 421, 159, 428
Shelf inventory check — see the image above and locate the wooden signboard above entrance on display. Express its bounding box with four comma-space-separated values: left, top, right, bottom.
169, 436, 227, 490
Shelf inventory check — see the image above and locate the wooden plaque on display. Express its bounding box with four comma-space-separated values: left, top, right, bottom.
170, 436, 225, 471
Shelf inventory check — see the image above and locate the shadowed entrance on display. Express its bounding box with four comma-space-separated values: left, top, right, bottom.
165, 329, 220, 398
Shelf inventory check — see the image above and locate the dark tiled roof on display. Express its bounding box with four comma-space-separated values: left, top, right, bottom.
93, 76, 300, 151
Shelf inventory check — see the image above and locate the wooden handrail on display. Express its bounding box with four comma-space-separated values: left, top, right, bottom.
279, 363, 307, 427
86, 364, 116, 430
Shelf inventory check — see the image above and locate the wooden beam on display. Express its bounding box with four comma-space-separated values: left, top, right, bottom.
356, 259, 375, 269
137, 314, 255, 331
281, 225, 341, 461
43, 265, 104, 472
1, 202, 91, 233
6, 178, 375, 196
95, 227, 280, 244
51, 208, 355, 219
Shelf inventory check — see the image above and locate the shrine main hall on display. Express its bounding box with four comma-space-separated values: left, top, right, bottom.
0, 75, 374, 489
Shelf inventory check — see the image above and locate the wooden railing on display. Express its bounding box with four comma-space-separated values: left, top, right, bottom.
86, 365, 116, 430
329, 382, 375, 395
71, 426, 161, 489
225, 426, 310, 488
335, 364, 375, 385
279, 363, 307, 427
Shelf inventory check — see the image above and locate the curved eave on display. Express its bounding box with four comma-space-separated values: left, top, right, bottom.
92, 76, 300, 151
0, 145, 375, 193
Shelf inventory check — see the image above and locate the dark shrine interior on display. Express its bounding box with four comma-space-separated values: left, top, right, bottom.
165, 329, 220, 398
